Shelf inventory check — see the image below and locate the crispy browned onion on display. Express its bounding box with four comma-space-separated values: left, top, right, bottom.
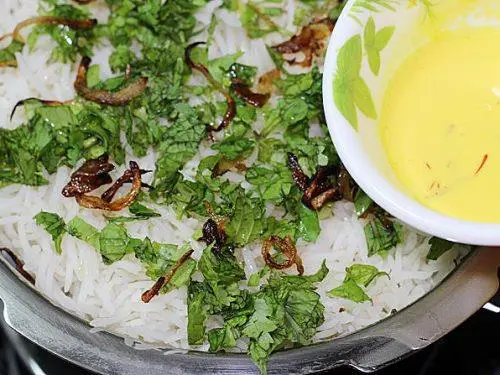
212, 157, 247, 178
258, 69, 281, 95
287, 152, 358, 211
230, 79, 270, 107
74, 161, 142, 211
273, 18, 334, 67
101, 168, 151, 202
0, 33, 13, 43
287, 153, 309, 191
1, 248, 35, 285
198, 201, 228, 254
74, 56, 148, 106
0, 60, 18, 68
303, 166, 335, 204
185, 42, 236, 132
11, 16, 97, 43
62, 155, 115, 197
199, 218, 227, 254
141, 249, 194, 303
261, 236, 304, 275
10, 97, 71, 121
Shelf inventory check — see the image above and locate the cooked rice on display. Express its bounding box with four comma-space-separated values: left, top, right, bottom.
0, 0, 468, 351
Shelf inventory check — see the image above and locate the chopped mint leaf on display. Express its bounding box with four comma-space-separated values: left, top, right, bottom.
67, 216, 195, 291
328, 278, 371, 303
245, 164, 293, 203
208, 52, 243, 86
240, 2, 284, 39
262, 217, 297, 241
31, 4, 99, 63
34, 211, 66, 254
98, 223, 137, 264
297, 203, 320, 242
86, 64, 101, 88
129, 201, 161, 218
427, 237, 454, 260
248, 267, 270, 287
346, 264, 389, 287
354, 189, 373, 217
328, 264, 387, 303
0, 40, 23, 65
226, 194, 266, 246
153, 104, 206, 198
229, 63, 258, 85
187, 281, 209, 345
364, 216, 403, 257
211, 135, 256, 161
66, 217, 101, 251
245, 264, 327, 374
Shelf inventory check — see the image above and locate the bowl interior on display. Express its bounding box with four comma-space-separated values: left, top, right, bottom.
323, 0, 500, 245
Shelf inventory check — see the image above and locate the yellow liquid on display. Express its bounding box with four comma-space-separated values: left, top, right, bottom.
380, 27, 500, 222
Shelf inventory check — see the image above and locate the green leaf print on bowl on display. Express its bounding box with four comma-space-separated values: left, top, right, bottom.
350, 0, 397, 24
364, 17, 395, 76
333, 35, 377, 130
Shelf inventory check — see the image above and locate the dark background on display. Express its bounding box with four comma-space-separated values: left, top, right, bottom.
0, 294, 498, 375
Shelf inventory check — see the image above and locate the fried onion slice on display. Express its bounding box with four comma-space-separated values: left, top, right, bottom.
74, 57, 148, 106
74, 161, 142, 211
62, 155, 115, 197
185, 42, 236, 132
287, 153, 354, 211
10, 97, 71, 121
287, 152, 309, 192
10, 16, 97, 43
1, 248, 35, 285
141, 249, 194, 303
262, 236, 304, 275
230, 79, 270, 107
273, 18, 334, 67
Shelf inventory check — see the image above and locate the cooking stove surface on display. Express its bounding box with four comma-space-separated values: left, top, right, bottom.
0, 294, 498, 375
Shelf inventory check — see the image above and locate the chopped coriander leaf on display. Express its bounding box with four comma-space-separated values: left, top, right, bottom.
427, 237, 454, 260
34, 212, 67, 254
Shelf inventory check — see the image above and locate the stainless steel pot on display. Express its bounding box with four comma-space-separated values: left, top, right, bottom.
0, 247, 498, 375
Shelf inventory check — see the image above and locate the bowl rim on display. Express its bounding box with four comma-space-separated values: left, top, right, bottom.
322, 2, 500, 246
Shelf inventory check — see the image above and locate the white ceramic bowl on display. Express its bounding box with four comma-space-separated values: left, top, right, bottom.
322, 0, 500, 245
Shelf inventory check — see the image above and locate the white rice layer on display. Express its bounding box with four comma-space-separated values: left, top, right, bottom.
0, 0, 468, 350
